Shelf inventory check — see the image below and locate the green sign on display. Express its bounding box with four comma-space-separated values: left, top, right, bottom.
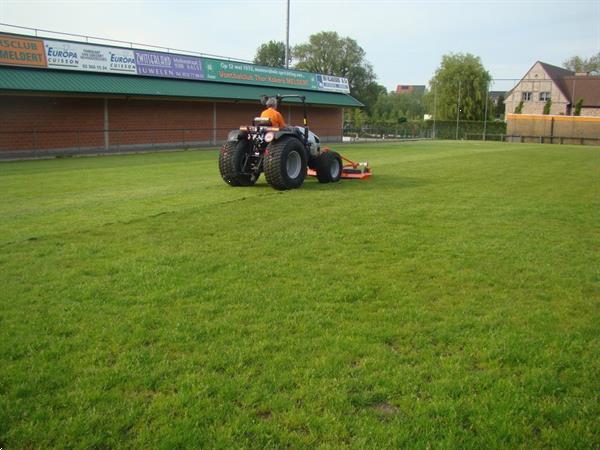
202, 58, 319, 91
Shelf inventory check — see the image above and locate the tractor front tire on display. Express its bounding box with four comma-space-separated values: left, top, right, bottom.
219, 140, 258, 186
264, 137, 307, 190
316, 151, 342, 183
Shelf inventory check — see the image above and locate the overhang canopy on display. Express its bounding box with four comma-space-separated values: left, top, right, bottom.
0, 67, 363, 107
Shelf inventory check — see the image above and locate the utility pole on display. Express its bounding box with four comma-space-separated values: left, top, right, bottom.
285, 0, 290, 68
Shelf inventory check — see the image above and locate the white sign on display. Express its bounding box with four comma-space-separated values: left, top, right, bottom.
43, 40, 136, 74
317, 74, 350, 93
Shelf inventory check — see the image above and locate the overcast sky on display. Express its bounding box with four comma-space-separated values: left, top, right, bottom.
1, 0, 598, 92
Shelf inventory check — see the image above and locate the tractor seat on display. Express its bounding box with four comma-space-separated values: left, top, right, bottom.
253, 117, 272, 127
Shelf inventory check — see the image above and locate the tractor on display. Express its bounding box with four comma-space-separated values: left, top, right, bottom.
218, 95, 370, 190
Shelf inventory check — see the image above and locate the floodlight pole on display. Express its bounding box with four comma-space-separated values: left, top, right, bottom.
483, 82, 489, 141
455, 80, 461, 140
285, 0, 290, 68
433, 83, 437, 139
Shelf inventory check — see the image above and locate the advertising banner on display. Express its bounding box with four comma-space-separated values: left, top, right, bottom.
317, 74, 350, 93
44, 39, 136, 74
203, 58, 320, 91
0, 34, 46, 67
134, 50, 203, 80
0, 33, 351, 94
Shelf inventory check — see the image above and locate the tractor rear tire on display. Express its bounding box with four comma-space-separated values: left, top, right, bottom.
219, 140, 258, 186
316, 151, 342, 183
264, 137, 307, 190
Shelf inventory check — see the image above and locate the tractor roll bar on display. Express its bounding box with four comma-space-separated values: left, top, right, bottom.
260, 94, 309, 143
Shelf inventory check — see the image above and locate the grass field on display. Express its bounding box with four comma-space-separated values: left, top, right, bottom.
1, 141, 598, 448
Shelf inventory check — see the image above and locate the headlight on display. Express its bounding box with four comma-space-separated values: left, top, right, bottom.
264, 132, 275, 143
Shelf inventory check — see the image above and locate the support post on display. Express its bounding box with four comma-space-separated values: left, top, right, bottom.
213, 102, 217, 146
103, 98, 109, 151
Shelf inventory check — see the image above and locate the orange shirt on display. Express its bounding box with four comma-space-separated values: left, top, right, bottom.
260, 107, 287, 128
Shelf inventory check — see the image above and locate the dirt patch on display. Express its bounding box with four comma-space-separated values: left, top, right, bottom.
373, 402, 399, 416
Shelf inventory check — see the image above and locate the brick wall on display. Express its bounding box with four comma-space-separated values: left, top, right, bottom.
289, 105, 343, 140
0, 96, 104, 151
108, 98, 214, 147
0, 94, 344, 157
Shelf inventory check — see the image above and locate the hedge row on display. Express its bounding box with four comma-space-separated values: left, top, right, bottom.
344, 120, 507, 140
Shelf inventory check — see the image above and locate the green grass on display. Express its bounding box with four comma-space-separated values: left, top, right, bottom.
1, 141, 598, 448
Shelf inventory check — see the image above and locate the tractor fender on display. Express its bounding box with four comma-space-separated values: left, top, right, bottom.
272, 132, 309, 161
227, 129, 247, 142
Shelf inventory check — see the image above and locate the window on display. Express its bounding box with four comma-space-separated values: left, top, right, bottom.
539, 92, 551, 101
522, 91, 532, 101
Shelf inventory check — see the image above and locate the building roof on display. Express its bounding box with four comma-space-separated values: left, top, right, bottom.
563, 76, 600, 107
0, 66, 363, 107
505, 61, 581, 102
395, 85, 426, 95
538, 61, 575, 100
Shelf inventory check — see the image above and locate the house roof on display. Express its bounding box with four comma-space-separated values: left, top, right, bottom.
395, 85, 426, 95
504, 61, 599, 105
563, 76, 600, 107
0, 66, 363, 107
538, 61, 575, 100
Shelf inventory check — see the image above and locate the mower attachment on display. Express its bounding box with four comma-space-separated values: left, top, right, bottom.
307, 147, 372, 180
339, 154, 372, 179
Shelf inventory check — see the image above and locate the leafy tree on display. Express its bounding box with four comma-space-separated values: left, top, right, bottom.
372, 91, 426, 123
293, 32, 377, 109
543, 99, 552, 115
563, 52, 600, 73
427, 53, 491, 120
344, 108, 369, 130
514, 101, 524, 114
254, 41, 287, 67
574, 98, 583, 116
353, 82, 387, 116
494, 94, 506, 119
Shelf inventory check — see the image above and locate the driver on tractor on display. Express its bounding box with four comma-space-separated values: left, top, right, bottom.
260, 97, 287, 129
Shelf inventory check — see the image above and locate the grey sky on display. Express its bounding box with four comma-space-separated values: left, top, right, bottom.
1, 0, 598, 92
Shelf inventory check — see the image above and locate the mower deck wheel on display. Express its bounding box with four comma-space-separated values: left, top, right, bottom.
316, 151, 342, 183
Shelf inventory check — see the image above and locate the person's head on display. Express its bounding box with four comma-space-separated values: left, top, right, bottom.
266, 97, 278, 109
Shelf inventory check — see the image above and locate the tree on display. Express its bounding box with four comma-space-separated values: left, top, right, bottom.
293, 32, 378, 110
344, 108, 369, 130
427, 53, 491, 120
543, 99, 552, 115
494, 94, 506, 119
254, 41, 287, 67
514, 101, 524, 114
372, 90, 426, 123
574, 98, 583, 116
353, 82, 387, 116
563, 52, 600, 73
